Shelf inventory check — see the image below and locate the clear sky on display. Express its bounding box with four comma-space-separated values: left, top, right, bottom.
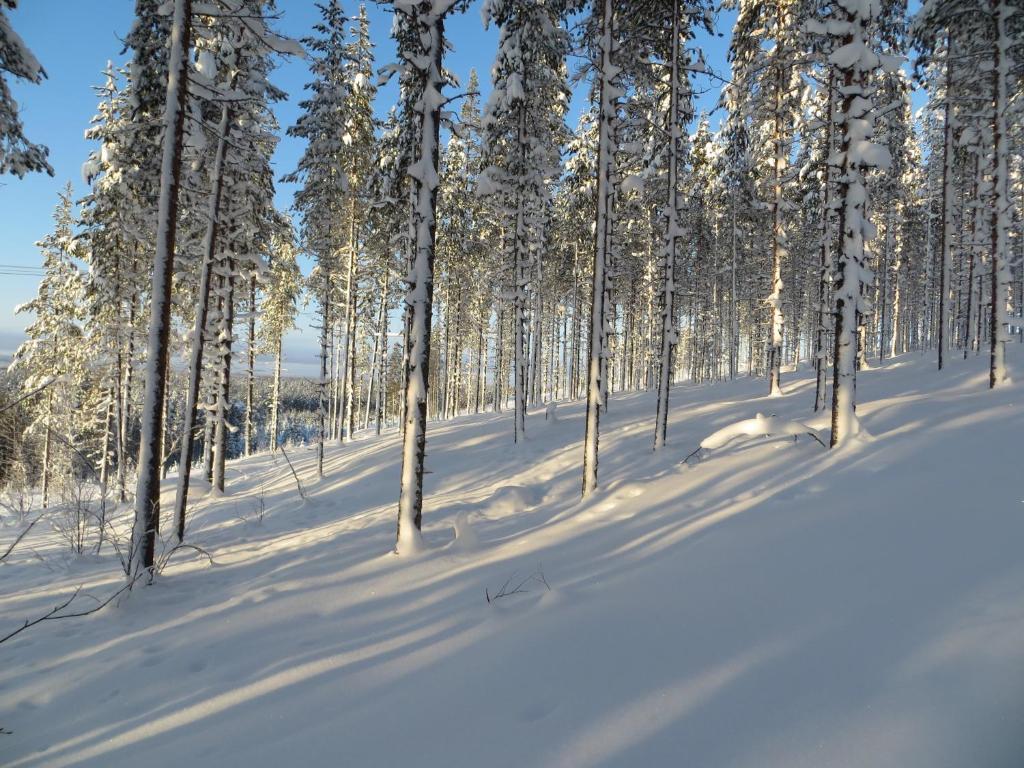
0, 0, 733, 369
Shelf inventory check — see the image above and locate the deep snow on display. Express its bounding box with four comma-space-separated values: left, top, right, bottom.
2, 350, 1023, 767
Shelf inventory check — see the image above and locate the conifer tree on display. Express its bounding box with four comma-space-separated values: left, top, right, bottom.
0, 0, 50, 176
481, 0, 570, 442
12, 186, 86, 508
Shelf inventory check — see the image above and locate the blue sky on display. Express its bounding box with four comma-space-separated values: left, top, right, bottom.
0, 0, 733, 364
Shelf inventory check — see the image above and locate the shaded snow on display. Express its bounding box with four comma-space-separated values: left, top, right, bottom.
2, 351, 1024, 767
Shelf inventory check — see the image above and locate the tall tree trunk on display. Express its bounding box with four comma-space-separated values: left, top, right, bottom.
989, 0, 1011, 387
343, 200, 359, 441
937, 34, 955, 370
317, 269, 330, 477
879, 208, 892, 362
99, 386, 114, 490
493, 303, 504, 412
130, 0, 191, 583
269, 336, 282, 451
830, 8, 873, 448
396, 5, 445, 554
244, 274, 257, 455
582, 0, 615, 497
965, 154, 980, 359
40, 390, 52, 509
654, 1, 681, 450
212, 261, 235, 494
767, 33, 787, 397
173, 103, 229, 541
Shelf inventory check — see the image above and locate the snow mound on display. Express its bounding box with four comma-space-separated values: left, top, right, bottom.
700, 413, 823, 451
484, 485, 542, 517
450, 510, 479, 551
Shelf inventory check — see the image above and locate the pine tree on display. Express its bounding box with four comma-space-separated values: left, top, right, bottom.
481, 0, 570, 443
286, 0, 353, 476
12, 186, 86, 508
262, 217, 302, 452
0, 0, 51, 176
729, 0, 805, 396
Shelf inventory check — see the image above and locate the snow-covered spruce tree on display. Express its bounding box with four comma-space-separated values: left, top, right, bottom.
80, 2, 179, 505
261, 216, 302, 452
728, 0, 805, 396
209, 1, 292, 493
871, 65, 914, 363
170, 0, 294, 534
578, 0, 700, 491
11, 185, 86, 508
79, 63, 147, 501
912, 0, 1020, 382
367, 106, 412, 432
436, 69, 491, 421
129, 0, 192, 583
285, 0, 353, 477
820, 0, 895, 447
480, 0, 570, 443
551, 108, 598, 403
0, 0, 51, 176
337, 6, 377, 443
386, 0, 469, 554
911, 6, 971, 371
716, 85, 756, 383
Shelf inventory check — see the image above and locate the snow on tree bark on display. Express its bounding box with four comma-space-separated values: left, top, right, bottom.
582, 0, 617, 497
130, 0, 192, 584
828, 0, 889, 449
173, 103, 230, 542
394, 0, 457, 554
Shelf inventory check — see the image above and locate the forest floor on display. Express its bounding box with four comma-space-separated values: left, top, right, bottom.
2, 348, 1023, 767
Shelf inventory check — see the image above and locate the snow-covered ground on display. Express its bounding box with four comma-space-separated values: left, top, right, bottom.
2, 350, 1023, 767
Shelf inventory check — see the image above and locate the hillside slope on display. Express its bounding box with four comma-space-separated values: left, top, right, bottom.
2, 351, 1023, 767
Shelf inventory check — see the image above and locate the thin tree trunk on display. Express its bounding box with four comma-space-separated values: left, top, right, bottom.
317, 269, 330, 477
343, 200, 359, 441
130, 0, 191, 583
269, 336, 282, 451
654, 0, 681, 450
582, 0, 615, 497
244, 274, 257, 455
937, 34, 955, 371
40, 390, 52, 509
212, 261, 235, 494
173, 103, 230, 541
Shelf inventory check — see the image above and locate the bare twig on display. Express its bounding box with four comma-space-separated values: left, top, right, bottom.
0, 577, 137, 646
0, 511, 45, 563
0, 377, 57, 415
156, 542, 216, 574
486, 566, 551, 603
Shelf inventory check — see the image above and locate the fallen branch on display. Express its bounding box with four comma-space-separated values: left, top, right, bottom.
0, 578, 135, 646
0, 511, 45, 563
684, 413, 826, 464
277, 443, 307, 500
